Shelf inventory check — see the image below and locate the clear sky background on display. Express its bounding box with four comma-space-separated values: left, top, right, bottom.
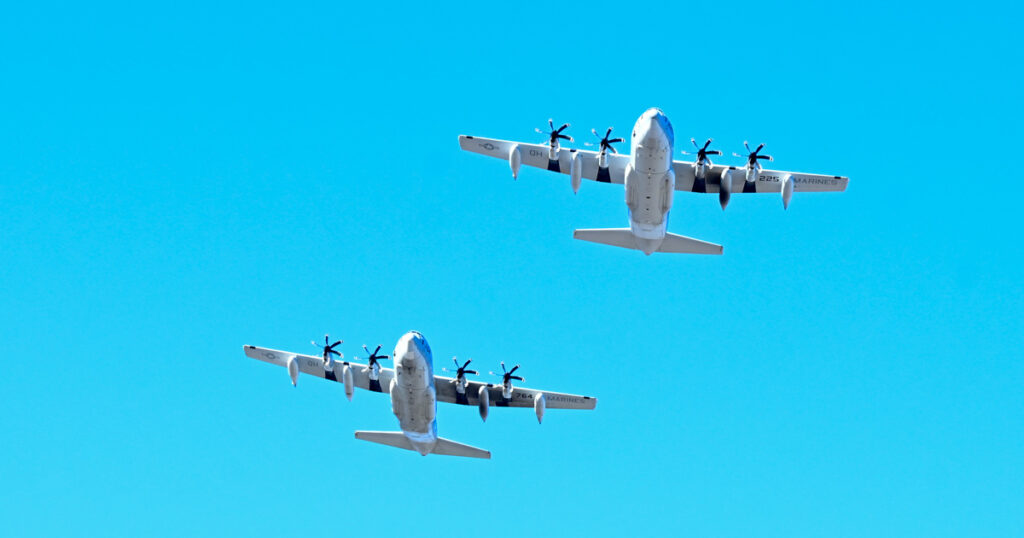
2, 1, 1022, 536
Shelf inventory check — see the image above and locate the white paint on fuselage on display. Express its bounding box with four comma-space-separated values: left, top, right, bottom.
390, 331, 438, 455
625, 108, 675, 254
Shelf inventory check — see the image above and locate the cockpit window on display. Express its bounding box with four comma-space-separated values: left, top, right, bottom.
657, 115, 675, 147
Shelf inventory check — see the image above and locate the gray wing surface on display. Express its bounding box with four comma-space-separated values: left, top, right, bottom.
434, 374, 597, 410
243, 345, 394, 394
672, 162, 849, 193
459, 135, 628, 185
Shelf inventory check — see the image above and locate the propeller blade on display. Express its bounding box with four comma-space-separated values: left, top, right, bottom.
511, 376, 524, 381
591, 128, 599, 137
558, 134, 573, 142
702, 138, 712, 150
548, 118, 554, 130
707, 150, 723, 156
508, 365, 520, 374
330, 340, 341, 348
754, 143, 765, 154
609, 138, 624, 144
535, 127, 545, 134
733, 152, 745, 158
605, 127, 613, 139
556, 123, 570, 133
691, 137, 699, 149
609, 146, 618, 154
757, 154, 773, 161
465, 370, 478, 375
744, 141, 752, 152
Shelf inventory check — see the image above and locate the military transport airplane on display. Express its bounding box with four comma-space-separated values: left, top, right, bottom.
459, 108, 849, 255
243, 331, 597, 459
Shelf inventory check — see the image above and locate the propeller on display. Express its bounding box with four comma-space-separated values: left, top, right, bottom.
733, 141, 773, 167
311, 334, 342, 363
361, 344, 390, 368
442, 357, 478, 381
535, 118, 573, 146
491, 361, 524, 385
681, 138, 723, 164
584, 127, 624, 154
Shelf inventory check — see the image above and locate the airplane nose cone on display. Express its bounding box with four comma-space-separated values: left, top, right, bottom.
397, 333, 418, 357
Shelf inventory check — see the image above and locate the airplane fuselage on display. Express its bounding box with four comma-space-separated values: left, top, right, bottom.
390, 331, 439, 455
624, 108, 675, 254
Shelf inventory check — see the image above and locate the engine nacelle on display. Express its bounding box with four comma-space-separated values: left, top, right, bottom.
548, 140, 559, 161
286, 356, 299, 387
509, 144, 522, 179
745, 164, 759, 184
719, 168, 732, 210
570, 152, 582, 194
781, 173, 794, 209
478, 385, 489, 422
342, 364, 354, 401
534, 393, 546, 424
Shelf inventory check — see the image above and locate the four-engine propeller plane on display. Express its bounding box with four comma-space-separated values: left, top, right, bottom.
459, 108, 849, 255
243, 331, 597, 459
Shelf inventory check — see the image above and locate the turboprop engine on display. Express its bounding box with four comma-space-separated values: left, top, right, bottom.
311, 334, 342, 373
491, 362, 524, 400
734, 141, 773, 191
584, 127, 624, 181
442, 357, 478, 394
683, 138, 729, 208
536, 119, 572, 161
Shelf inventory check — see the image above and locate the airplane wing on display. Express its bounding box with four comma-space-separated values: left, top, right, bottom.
459, 135, 628, 185
243, 345, 394, 394
672, 161, 849, 193
433, 374, 597, 410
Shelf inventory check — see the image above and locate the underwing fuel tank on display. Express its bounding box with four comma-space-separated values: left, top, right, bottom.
478, 385, 489, 422
570, 152, 582, 193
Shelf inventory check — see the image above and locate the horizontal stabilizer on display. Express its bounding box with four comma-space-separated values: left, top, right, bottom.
354, 431, 491, 459
431, 437, 491, 459
354, 431, 414, 451
572, 228, 637, 249
573, 228, 722, 255
657, 233, 723, 255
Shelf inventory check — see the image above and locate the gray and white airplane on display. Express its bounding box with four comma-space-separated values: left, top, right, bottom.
243, 331, 597, 459
459, 108, 849, 255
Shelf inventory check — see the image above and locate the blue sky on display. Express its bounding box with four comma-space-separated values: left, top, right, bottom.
2, 1, 1022, 536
